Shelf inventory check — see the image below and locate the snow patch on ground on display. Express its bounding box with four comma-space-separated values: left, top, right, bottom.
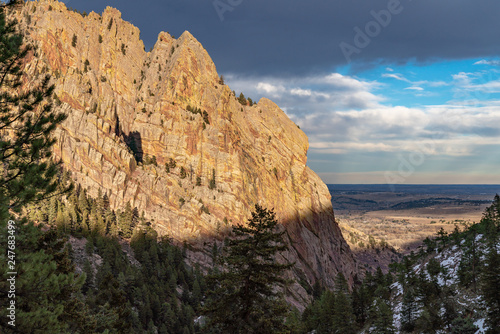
474, 318, 486, 334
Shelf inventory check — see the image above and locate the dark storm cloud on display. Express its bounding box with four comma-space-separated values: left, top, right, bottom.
67, 0, 500, 76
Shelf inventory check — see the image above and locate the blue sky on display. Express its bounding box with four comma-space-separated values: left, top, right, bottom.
62, 0, 500, 184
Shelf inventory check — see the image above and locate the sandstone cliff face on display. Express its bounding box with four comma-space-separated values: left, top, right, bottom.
13, 0, 356, 306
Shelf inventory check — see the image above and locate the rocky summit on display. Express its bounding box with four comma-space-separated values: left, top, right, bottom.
11, 0, 356, 306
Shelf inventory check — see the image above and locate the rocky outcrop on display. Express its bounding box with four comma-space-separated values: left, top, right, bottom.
12, 0, 357, 307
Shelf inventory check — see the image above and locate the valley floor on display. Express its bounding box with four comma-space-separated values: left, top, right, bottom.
329, 184, 499, 273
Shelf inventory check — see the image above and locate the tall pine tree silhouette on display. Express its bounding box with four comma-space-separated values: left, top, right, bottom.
204, 204, 293, 333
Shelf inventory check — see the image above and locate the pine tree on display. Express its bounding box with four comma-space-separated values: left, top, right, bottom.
316, 290, 335, 334
352, 282, 371, 325
400, 284, 417, 333
450, 317, 478, 334
370, 298, 395, 334
0, 1, 70, 212
203, 205, 292, 333
238, 92, 247, 105
481, 243, 500, 333
332, 273, 356, 334
458, 227, 481, 292
119, 202, 135, 237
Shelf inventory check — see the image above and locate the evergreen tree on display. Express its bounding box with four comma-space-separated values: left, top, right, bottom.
118, 202, 135, 237
457, 227, 481, 292
332, 273, 356, 334
316, 290, 335, 334
482, 242, 500, 333
238, 92, 247, 105
370, 298, 395, 334
352, 282, 371, 325
400, 284, 417, 333
450, 317, 478, 334
0, 1, 69, 212
203, 205, 292, 333
93, 272, 133, 333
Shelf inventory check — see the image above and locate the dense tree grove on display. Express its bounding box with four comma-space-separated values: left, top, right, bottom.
22, 175, 207, 333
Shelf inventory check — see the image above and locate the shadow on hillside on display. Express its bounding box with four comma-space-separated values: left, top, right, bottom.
123, 131, 143, 163
183, 204, 360, 295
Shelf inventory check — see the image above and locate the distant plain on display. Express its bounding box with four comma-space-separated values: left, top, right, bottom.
329, 184, 500, 259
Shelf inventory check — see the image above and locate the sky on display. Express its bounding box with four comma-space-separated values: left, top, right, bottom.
62, 0, 500, 185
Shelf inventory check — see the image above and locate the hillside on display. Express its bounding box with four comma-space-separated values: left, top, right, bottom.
7, 0, 357, 305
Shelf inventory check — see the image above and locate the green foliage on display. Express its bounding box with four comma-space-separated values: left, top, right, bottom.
208, 169, 216, 190
186, 105, 209, 124
196, 176, 201, 186
121, 43, 126, 55
0, 222, 91, 333
202, 110, 209, 124
237, 92, 247, 105
98, 34, 103, 43
450, 317, 478, 334
72, 34, 77, 47
0, 6, 69, 212
180, 166, 187, 179
482, 241, 500, 333
332, 273, 356, 334
168, 158, 177, 169
201, 204, 210, 215
107, 18, 113, 30
370, 298, 395, 334
457, 227, 482, 291
203, 205, 292, 333
16, 171, 205, 333
143, 154, 157, 166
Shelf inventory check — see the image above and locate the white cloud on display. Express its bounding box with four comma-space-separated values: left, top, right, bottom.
290, 88, 312, 97
474, 59, 500, 66
452, 72, 473, 85
382, 73, 409, 82
256, 82, 285, 96
382, 71, 448, 90
427, 81, 448, 87
224, 71, 500, 163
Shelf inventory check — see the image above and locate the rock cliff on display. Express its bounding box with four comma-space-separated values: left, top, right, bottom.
11, 0, 357, 307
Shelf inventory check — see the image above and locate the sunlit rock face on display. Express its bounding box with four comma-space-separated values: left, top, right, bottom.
12, 0, 357, 307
